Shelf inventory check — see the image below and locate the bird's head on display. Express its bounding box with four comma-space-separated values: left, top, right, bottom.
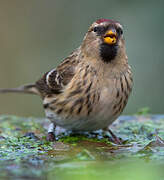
81, 19, 126, 63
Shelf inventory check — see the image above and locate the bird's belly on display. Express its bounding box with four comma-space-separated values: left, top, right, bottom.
44, 81, 129, 131
45, 104, 117, 131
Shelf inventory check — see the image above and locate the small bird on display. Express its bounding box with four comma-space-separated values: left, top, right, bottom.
0, 19, 133, 144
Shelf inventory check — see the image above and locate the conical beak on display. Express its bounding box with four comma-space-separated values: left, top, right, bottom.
104, 29, 117, 45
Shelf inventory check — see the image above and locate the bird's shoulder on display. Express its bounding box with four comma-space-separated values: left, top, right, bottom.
35, 49, 80, 97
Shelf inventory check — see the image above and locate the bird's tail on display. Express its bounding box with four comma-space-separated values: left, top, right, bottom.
0, 84, 40, 96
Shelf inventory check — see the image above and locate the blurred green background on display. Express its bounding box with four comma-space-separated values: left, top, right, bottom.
0, 0, 164, 117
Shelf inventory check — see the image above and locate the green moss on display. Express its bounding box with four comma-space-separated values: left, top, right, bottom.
135, 107, 151, 115
59, 135, 88, 143
59, 135, 111, 145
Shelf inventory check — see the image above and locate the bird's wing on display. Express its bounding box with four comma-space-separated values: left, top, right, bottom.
35, 49, 79, 97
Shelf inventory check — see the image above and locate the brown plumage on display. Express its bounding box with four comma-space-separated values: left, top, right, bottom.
0, 19, 133, 144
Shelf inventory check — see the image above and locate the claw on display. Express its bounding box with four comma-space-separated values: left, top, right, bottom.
103, 128, 123, 145
47, 132, 56, 141
108, 129, 122, 145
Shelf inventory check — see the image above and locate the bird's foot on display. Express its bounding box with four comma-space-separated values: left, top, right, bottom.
47, 123, 56, 141
47, 132, 56, 141
103, 128, 123, 145
109, 131, 122, 145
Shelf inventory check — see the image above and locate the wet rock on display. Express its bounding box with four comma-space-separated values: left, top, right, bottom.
145, 135, 164, 148
24, 132, 39, 140
0, 136, 6, 140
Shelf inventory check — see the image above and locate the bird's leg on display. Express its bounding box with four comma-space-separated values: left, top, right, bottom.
103, 127, 122, 145
47, 123, 56, 141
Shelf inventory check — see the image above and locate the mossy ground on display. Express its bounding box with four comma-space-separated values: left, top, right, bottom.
0, 114, 164, 179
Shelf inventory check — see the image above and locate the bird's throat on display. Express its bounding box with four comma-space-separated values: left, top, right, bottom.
100, 43, 118, 63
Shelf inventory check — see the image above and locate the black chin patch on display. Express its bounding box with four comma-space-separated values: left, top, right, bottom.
100, 43, 118, 63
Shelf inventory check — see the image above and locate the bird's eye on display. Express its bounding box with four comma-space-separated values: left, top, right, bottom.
93, 27, 98, 32
117, 28, 123, 35
92, 26, 105, 35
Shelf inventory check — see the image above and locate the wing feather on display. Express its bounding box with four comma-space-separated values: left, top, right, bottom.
35, 49, 79, 97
